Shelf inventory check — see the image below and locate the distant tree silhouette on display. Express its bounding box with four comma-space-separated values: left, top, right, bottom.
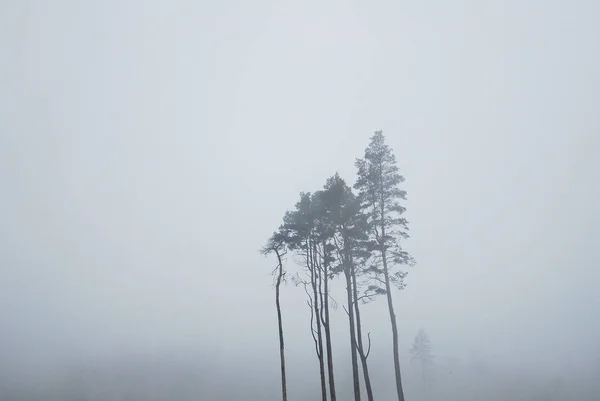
410, 329, 434, 399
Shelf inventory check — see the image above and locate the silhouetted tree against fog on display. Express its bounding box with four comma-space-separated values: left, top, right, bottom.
312, 190, 339, 401
410, 329, 434, 400
261, 231, 289, 401
322, 174, 376, 401
322, 174, 365, 401
355, 131, 415, 401
283, 194, 329, 401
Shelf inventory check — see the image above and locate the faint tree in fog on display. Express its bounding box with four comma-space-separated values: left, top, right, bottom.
261, 230, 289, 401
355, 131, 415, 401
410, 329, 434, 400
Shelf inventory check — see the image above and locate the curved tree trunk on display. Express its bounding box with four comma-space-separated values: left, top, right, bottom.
352, 267, 374, 401
345, 269, 362, 401
381, 225, 405, 401
274, 249, 287, 401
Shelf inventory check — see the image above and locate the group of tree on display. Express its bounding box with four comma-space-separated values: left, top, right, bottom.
261, 131, 415, 401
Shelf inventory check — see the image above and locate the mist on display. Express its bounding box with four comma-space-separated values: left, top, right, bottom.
1, 0, 599, 400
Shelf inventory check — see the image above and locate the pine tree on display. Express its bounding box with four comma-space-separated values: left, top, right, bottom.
322, 174, 374, 401
355, 131, 415, 401
260, 231, 289, 401
410, 329, 434, 400
283, 193, 329, 401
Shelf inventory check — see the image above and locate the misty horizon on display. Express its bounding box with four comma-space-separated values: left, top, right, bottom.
1, 0, 599, 400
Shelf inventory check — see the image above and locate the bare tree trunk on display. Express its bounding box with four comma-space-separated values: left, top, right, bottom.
274, 249, 287, 401
321, 248, 337, 401
381, 224, 405, 401
421, 360, 427, 401
351, 266, 374, 401
345, 269, 362, 401
310, 242, 328, 401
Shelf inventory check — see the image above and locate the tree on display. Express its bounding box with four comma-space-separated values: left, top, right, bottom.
260, 231, 289, 401
355, 131, 415, 401
410, 329, 434, 400
284, 193, 329, 401
322, 174, 374, 401
312, 190, 338, 401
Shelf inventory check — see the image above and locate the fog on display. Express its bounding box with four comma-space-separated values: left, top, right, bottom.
1, 0, 599, 400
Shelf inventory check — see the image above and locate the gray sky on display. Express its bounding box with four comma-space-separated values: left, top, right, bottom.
1, 0, 599, 393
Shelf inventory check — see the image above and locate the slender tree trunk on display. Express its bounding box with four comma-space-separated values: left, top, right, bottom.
321, 248, 337, 401
310, 241, 327, 401
351, 266, 374, 401
381, 224, 405, 401
274, 249, 287, 401
421, 360, 427, 401
345, 269, 361, 401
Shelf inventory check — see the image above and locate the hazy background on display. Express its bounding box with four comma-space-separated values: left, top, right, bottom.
1, 0, 599, 399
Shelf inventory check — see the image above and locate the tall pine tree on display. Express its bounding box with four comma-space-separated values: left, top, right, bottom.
355, 131, 415, 401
